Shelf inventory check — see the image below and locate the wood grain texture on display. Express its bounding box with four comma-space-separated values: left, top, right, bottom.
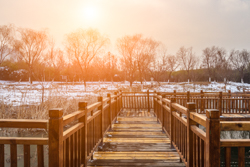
88, 109, 185, 166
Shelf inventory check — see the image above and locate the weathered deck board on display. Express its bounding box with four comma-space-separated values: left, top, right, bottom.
88, 109, 185, 167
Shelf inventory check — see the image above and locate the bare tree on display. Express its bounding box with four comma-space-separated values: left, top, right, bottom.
14, 28, 48, 83
136, 37, 159, 84
105, 52, 117, 82
177, 46, 197, 81
45, 39, 66, 81
117, 34, 158, 86
229, 49, 250, 82
165, 54, 179, 81
149, 55, 166, 84
202, 46, 218, 79
65, 28, 109, 90
0, 24, 15, 65
117, 34, 141, 86
214, 47, 230, 81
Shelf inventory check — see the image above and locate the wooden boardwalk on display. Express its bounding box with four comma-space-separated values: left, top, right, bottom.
88, 109, 185, 167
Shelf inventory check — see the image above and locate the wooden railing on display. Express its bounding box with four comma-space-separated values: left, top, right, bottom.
1, 90, 249, 167
154, 94, 250, 167
159, 90, 250, 115
0, 120, 48, 167
122, 90, 154, 111
0, 91, 122, 167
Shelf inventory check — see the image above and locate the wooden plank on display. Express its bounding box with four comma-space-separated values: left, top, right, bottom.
106, 132, 165, 136
117, 117, 157, 121
63, 111, 84, 126
190, 113, 206, 127
0, 119, 48, 129
0, 137, 48, 145
103, 138, 170, 143
112, 124, 162, 128
220, 121, 250, 131
221, 139, 250, 147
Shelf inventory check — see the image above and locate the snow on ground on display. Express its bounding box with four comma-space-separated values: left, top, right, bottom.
0, 80, 249, 106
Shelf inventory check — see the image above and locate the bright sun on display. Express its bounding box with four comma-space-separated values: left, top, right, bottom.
84, 6, 98, 21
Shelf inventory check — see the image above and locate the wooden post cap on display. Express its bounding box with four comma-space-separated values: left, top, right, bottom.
98, 96, 103, 101
107, 93, 111, 97
219, 92, 222, 97
173, 90, 176, 93
206, 109, 220, 119
49, 108, 63, 118
187, 102, 195, 110
200, 90, 203, 93
78, 102, 87, 110
114, 92, 117, 95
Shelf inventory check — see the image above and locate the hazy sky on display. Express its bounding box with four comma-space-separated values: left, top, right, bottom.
1, 0, 250, 56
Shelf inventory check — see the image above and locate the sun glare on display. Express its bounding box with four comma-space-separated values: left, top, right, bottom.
84, 6, 98, 21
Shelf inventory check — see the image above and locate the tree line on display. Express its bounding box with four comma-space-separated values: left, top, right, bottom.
1, 24, 250, 86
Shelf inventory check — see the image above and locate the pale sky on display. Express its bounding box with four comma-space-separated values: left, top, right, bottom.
1, 0, 250, 56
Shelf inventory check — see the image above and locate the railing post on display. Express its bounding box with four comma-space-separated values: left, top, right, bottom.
114, 91, 118, 116
187, 91, 190, 103
162, 95, 165, 130
186, 103, 196, 167
201, 90, 204, 113
228, 90, 231, 112
98, 96, 104, 137
147, 90, 150, 112
120, 90, 123, 109
107, 93, 112, 128
49, 108, 63, 167
206, 109, 220, 167
219, 91, 222, 115
78, 102, 88, 166
156, 93, 160, 120
170, 96, 176, 148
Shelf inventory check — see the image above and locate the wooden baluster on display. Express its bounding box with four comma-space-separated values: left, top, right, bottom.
120, 90, 122, 108
98, 96, 104, 139
78, 102, 88, 166
0, 144, 4, 167
187, 102, 196, 167
70, 135, 74, 166
170, 97, 176, 148
201, 90, 204, 113
219, 92, 222, 115
115, 92, 118, 116
200, 138, 204, 167
37, 145, 44, 167
49, 108, 63, 167
107, 93, 112, 128
206, 109, 220, 167
10, 144, 17, 167
187, 91, 190, 104
66, 138, 70, 167
225, 147, 231, 167
24, 145, 30, 167
162, 95, 165, 130
147, 90, 150, 112
238, 147, 245, 167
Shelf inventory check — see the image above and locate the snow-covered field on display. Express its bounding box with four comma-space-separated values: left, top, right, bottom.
0, 80, 250, 106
